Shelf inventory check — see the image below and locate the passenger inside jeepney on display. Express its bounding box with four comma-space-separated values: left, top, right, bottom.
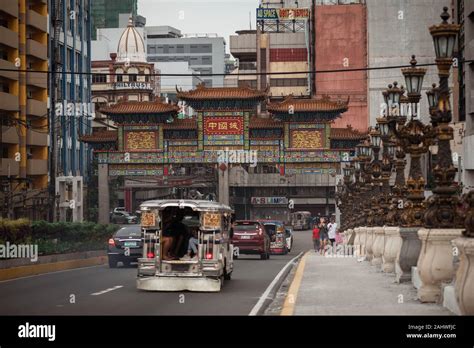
161, 210, 189, 260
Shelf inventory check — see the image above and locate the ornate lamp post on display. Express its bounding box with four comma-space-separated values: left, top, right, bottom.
424, 7, 463, 228
366, 127, 382, 227
395, 57, 435, 227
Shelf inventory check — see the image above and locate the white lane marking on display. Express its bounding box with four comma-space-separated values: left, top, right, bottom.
0, 265, 104, 284
249, 251, 304, 316
91, 285, 123, 296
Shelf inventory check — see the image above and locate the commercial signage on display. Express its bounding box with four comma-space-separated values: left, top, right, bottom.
114, 82, 153, 90
202, 213, 221, 230
256, 7, 310, 20
141, 212, 156, 227
204, 117, 243, 135
251, 197, 288, 205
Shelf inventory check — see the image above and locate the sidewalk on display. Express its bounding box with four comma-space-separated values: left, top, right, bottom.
287, 251, 452, 315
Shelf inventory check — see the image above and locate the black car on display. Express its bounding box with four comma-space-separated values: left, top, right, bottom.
107, 226, 143, 268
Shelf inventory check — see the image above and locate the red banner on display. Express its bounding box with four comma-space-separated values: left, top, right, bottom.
204, 117, 243, 135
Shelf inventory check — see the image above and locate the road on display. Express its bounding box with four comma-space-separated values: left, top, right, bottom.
0, 230, 312, 315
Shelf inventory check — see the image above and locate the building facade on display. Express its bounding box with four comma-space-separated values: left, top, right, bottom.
457, 0, 474, 190
91, 0, 137, 40
49, 0, 92, 222
146, 26, 226, 89
1, 0, 49, 220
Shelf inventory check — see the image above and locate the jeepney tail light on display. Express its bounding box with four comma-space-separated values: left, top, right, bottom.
258, 227, 263, 236
108, 238, 115, 246
205, 252, 213, 260
147, 252, 154, 258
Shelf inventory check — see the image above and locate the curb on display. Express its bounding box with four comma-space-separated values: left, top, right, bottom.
249, 251, 305, 316
0, 256, 107, 281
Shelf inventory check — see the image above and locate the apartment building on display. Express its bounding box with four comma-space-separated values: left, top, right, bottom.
1, 0, 49, 219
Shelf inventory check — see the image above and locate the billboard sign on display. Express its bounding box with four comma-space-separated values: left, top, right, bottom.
257, 7, 310, 20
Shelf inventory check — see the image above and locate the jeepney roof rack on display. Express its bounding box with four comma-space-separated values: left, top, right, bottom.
139, 199, 233, 213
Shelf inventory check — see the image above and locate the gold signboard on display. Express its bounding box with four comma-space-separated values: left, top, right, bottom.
141, 212, 156, 227
202, 213, 221, 230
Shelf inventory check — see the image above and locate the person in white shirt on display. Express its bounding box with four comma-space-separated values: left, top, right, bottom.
327, 217, 337, 246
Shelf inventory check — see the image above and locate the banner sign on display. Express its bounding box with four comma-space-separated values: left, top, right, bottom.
204, 117, 243, 135
257, 8, 310, 20
251, 197, 288, 205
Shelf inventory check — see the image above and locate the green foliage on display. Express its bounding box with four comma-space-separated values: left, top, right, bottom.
0, 218, 120, 256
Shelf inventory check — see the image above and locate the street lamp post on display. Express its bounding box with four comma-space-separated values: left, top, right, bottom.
367, 127, 382, 227
424, 7, 464, 228
395, 56, 435, 227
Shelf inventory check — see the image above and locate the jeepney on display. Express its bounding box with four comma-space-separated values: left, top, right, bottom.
137, 199, 234, 292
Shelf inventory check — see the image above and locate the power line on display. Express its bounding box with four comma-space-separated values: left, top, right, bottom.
0, 59, 472, 77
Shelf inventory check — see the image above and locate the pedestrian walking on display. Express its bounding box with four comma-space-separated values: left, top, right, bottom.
319, 220, 329, 254
327, 217, 337, 246
312, 224, 321, 252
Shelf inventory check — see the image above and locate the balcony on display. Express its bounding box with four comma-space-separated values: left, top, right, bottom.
27, 129, 48, 146
26, 159, 48, 175
1, 159, 19, 177
26, 71, 47, 89
26, 39, 47, 61
27, 98, 47, 117
1, 0, 18, 17
26, 10, 47, 33
229, 173, 336, 187
0, 26, 18, 49
0, 92, 19, 111
2, 126, 19, 144
0, 59, 19, 80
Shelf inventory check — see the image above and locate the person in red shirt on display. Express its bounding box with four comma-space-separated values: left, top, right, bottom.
312, 224, 321, 253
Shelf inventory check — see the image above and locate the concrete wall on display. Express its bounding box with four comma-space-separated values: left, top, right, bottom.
367, 0, 451, 127
315, 4, 368, 131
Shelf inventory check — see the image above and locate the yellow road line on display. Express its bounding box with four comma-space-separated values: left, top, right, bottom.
0, 256, 107, 281
280, 251, 309, 315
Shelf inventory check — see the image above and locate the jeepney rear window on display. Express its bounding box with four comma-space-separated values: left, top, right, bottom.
263, 224, 277, 234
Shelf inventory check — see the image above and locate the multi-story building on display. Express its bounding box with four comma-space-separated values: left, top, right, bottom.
457, 0, 474, 190
49, 0, 92, 222
314, 0, 367, 131
91, 0, 137, 40
146, 26, 226, 88
1, 0, 49, 220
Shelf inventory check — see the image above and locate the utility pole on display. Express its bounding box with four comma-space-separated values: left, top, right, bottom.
49, 0, 63, 221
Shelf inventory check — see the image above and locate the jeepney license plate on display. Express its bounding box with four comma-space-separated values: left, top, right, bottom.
241, 235, 251, 239
124, 241, 137, 247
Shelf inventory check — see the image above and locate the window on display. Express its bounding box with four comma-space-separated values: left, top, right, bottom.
270, 78, 307, 87
92, 74, 107, 83
177, 45, 184, 53
202, 56, 212, 65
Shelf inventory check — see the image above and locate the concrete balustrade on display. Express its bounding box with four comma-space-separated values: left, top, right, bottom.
416, 228, 463, 303
365, 227, 375, 262
371, 227, 385, 267
382, 226, 401, 273
359, 227, 367, 257
395, 227, 422, 283
453, 237, 474, 314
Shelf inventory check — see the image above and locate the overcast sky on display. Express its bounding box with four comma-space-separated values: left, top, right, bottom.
137, 0, 259, 52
